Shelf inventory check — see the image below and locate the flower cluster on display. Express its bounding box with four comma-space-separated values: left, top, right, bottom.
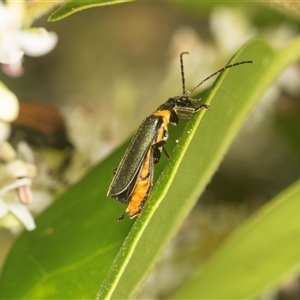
0, 0, 58, 231
0, 86, 37, 230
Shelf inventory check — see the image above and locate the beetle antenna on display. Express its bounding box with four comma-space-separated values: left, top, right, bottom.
180, 52, 189, 94
186, 60, 253, 96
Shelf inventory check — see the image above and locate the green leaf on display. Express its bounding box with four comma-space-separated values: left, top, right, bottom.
171, 179, 300, 299
0, 143, 134, 299
97, 37, 300, 299
48, 0, 134, 22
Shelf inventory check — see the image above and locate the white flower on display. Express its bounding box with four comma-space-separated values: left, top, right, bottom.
0, 178, 36, 231
0, 82, 19, 122
0, 144, 38, 231
19, 28, 57, 57
0, 1, 58, 76
0, 141, 16, 162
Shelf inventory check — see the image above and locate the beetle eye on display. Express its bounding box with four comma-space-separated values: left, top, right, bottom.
176, 97, 186, 105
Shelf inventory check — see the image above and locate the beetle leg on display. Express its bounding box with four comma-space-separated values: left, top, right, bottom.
195, 103, 210, 112
176, 113, 193, 119
115, 211, 126, 222
162, 147, 170, 159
